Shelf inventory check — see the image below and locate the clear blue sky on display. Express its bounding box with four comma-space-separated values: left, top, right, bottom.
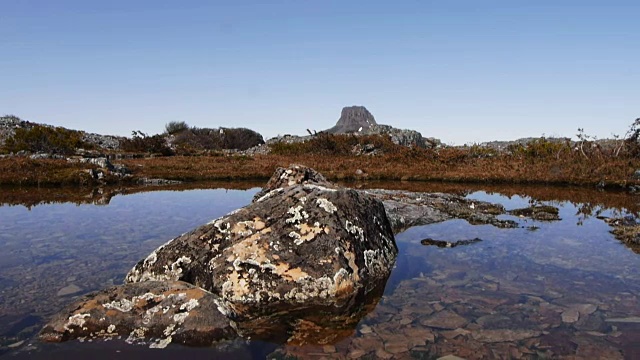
1, 0, 638, 144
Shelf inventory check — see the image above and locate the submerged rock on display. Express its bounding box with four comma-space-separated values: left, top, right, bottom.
508, 205, 560, 221
420, 238, 482, 248
363, 189, 518, 233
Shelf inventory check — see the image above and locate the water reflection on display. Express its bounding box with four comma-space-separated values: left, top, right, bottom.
0, 181, 263, 209
1, 183, 640, 359
0, 187, 258, 356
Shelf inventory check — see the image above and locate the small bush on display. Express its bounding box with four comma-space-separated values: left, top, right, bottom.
270, 133, 402, 156
165, 121, 190, 135
3, 125, 88, 155
120, 130, 174, 156
172, 127, 264, 151
624, 118, 640, 157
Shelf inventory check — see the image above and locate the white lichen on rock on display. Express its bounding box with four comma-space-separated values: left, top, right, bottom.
255, 187, 284, 203
173, 312, 189, 323
179, 298, 199, 312
149, 336, 172, 349
286, 205, 309, 224
64, 313, 91, 331
102, 298, 134, 312
345, 220, 365, 242
303, 184, 337, 192
316, 198, 337, 214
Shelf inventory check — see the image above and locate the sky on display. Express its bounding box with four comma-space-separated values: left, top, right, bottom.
1, 0, 638, 145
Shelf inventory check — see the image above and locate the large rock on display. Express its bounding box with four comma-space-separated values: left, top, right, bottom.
39, 165, 397, 348
39, 281, 235, 348
326, 106, 378, 134
126, 165, 397, 320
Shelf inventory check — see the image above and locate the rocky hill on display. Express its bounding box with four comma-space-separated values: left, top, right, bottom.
324, 106, 438, 148
326, 106, 378, 134
0, 115, 122, 150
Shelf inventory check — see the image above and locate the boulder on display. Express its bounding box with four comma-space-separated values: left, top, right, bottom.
126, 165, 397, 320
40, 281, 235, 348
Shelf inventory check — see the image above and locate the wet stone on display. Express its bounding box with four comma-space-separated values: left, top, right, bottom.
471, 329, 543, 343
56, 284, 82, 297
420, 310, 468, 330
562, 308, 580, 323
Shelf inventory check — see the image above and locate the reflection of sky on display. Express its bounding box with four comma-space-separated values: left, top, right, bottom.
0, 188, 258, 320
395, 199, 640, 281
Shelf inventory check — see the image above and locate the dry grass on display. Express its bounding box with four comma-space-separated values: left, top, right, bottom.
118, 150, 640, 188
2, 139, 640, 189
0, 157, 98, 186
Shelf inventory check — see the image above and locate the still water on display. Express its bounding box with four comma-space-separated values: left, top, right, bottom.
0, 183, 639, 359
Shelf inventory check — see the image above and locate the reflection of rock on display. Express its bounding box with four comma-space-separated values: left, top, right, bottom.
43, 165, 397, 348
508, 205, 560, 221
40, 281, 235, 348
420, 238, 482, 248
603, 216, 640, 254
235, 281, 386, 345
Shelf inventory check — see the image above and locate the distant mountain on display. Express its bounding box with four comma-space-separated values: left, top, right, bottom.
324, 106, 437, 148
326, 106, 378, 134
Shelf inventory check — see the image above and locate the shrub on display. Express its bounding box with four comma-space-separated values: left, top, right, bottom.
270, 133, 402, 156
172, 127, 264, 151
3, 125, 88, 155
120, 130, 174, 156
165, 121, 189, 135
624, 118, 640, 157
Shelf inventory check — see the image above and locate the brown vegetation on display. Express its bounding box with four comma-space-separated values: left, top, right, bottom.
0, 157, 98, 186
2, 125, 640, 189
3, 125, 91, 155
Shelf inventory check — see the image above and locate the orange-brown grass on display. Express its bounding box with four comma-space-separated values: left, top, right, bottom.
117, 149, 640, 189
0, 157, 99, 186
2, 140, 640, 189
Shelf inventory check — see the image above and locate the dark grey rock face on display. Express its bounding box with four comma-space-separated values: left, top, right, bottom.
126, 165, 398, 320
327, 106, 378, 134
324, 106, 434, 148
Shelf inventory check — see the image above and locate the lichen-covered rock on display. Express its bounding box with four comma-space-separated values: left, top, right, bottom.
39, 281, 235, 348
126, 165, 397, 320
252, 164, 331, 202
